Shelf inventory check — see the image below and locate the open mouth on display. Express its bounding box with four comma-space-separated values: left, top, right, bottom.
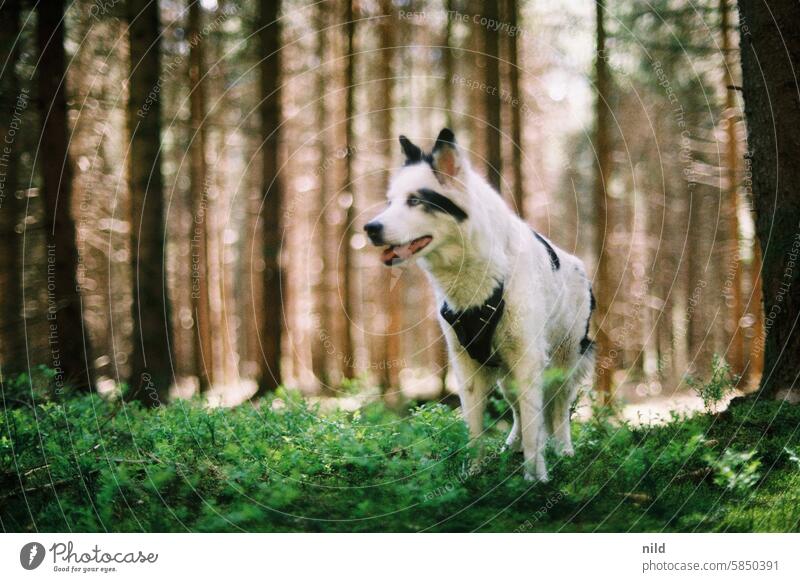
381, 235, 433, 266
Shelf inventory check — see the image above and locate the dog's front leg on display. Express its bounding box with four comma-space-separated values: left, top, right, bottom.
515, 359, 549, 482
450, 351, 491, 448
458, 372, 490, 444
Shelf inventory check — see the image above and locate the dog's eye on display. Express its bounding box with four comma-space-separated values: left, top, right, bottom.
407, 196, 421, 207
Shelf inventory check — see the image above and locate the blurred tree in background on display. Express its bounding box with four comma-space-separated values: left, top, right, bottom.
0, 0, 797, 410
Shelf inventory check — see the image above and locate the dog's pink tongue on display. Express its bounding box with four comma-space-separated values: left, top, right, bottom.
381, 244, 412, 265
393, 243, 415, 260
381, 246, 398, 264
410, 236, 432, 253
381, 236, 433, 265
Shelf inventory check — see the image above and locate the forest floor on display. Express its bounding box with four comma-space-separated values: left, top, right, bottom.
170, 370, 744, 427
3, 384, 800, 532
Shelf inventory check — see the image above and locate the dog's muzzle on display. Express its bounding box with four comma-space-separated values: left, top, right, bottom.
364, 221, 384, 245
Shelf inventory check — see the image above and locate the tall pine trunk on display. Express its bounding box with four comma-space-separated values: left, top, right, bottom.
738, 0, 800, 401
377, 0, 402, 405
506, 0, 524, 218
443, 0, 455, 126
126, 0, 173, 406
719, 0, 744, 374
435, 0, 454, 394
466, 0, 485, 164
0, 0, 25, 378
188, 0, 214, 393
593, 0, 614, 400
310, 0, 332, 392
336, 0, 356, 380
747, 243, 764, 382
254, 0, 284, 396
483, 0, 502, 191
37, 0, 95, 393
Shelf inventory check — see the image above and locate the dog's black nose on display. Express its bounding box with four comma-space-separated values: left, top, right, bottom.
364, 221, 384, 244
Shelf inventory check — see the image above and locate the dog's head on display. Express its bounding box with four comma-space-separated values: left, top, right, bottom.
364, 128, 471, 266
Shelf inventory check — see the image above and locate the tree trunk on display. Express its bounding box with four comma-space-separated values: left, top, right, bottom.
377, 0, 403, 405
126, 0, 173, 406
435, 0, 454, 393
0, 0, 25, 378
443, 0, 455, 126
747, 241, 764, 383
466, 0, 485, 164
211, 0, 238, 388
738, 0, 800, 400
188, 0, 215, 393
506, 0, 524, 218
686, 179, 713, 374
593, 0, 614, 400
720, 0, 744, 374
310, 0, 332, 392
37, 0, 95, 393
483, 0, 502, 191
338, 0, 356, 380
254, 0, 284, 396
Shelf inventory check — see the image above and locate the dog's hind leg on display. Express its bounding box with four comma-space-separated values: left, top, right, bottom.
550, 350, 595, 456
549, 376, 578, 457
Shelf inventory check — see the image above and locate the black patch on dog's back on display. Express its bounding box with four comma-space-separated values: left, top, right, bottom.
416, 188, 468, 222
441, 283, 505, 366
580, 286, 596, 354
532, 230, 560, 270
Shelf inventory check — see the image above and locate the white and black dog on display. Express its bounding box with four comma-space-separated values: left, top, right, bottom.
364, 128, 595, 482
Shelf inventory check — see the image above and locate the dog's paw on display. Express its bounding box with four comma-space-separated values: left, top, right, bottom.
523, 460, 549, 483
552, 442, 574, 457
523, 469, 550, 483
550, 435, 574, 458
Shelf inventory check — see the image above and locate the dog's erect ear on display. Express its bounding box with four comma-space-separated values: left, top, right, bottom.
399, 135, 423, 164
431, 128, 462, 180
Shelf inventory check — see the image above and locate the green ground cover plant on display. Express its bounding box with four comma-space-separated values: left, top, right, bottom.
2, 374, 800, 532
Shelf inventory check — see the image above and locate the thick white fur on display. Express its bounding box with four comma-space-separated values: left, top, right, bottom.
369, 135, 595, 482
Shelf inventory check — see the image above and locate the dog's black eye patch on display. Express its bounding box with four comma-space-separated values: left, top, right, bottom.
414, 188, 468, 222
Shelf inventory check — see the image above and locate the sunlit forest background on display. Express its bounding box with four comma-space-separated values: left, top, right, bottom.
0, 0, 767, 414
4, 0, 800, 534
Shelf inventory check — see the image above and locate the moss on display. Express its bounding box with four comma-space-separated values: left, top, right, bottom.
1, 389, 799, 532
